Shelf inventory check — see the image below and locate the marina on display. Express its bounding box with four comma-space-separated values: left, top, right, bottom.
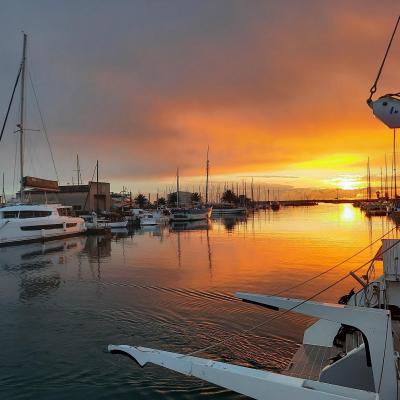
0, 203, 395, 399
1, 2, 400, 399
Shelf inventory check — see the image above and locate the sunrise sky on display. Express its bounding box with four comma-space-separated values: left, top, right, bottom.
0, 0, 399, 196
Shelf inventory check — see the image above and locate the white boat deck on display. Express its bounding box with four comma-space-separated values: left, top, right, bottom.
285, 329, 364, 381
284, 344, 340, 380
285, 319, 400, 383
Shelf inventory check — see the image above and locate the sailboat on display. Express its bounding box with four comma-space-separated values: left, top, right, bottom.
0, 34, 86, 245
169, 167, 212, 222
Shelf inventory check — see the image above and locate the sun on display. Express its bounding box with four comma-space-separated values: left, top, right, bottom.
328, 176, 362, 191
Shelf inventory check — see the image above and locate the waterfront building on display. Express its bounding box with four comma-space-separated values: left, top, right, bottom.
27, 181, 111, 212
168, 191, 193, 207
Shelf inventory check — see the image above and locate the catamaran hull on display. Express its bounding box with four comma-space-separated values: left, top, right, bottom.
0, 219, 86, 246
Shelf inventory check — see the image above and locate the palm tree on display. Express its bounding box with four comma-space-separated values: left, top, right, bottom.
157, 197, 166, 206
222, 189, 239, 204
191, 192, 201, 203
134, 193, 148, 208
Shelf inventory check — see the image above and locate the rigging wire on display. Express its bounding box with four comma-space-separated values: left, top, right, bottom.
368, 15, 400, 102
378, 314, 390, 392
28, 70, 59, 181
0, 65, 21, 144
82, 163, 98, 210
185, 229, 400, 357
268, 226, 396, 297
12, 138, 18, 195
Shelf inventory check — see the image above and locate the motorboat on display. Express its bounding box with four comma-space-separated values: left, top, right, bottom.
170, 207, 212, 222
140, 210, 170, 226
123, 208, 145, 224
82, 213, 128, 229
0, 204, 86, 246
109, 238, 400, 400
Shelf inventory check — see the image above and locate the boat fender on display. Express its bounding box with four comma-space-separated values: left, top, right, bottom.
368, 95, 400, 128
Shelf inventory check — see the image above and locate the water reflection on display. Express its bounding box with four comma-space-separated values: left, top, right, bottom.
20, 275, 61, 301
0, 237, 87, 301
0, 237, 87, 271
1, 204, 400, 399
138, 225, 163, 236
84, 235, 111, 260
340, 203, 357, 222
170, 220, 211, 231
217, 215, 248, 232
110, 227, 129, 237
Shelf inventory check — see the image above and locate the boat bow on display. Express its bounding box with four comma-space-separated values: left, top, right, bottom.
107, 344, 378, 400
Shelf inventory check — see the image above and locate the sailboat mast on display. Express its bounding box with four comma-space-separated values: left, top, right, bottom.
96, 160, 99, 213
205, 146, 209, 204
367, 157, 371, 200
176, 167, 180, 207
19, 33, 27, 201
2, 172, 5, 204
394, 129, 397, 198
385, 153, 388, 198
251, 178, 254, 204
76, 154, 81, 185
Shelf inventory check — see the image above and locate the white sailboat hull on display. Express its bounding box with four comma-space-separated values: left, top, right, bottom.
170, 208, 212, 222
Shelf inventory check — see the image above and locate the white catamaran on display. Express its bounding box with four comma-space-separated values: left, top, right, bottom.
0, 34, 86, 245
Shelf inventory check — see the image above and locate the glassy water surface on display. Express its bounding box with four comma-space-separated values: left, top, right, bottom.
0, 204, 396, 399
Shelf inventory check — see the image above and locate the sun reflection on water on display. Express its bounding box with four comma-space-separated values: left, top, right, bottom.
339, 203, 357, 222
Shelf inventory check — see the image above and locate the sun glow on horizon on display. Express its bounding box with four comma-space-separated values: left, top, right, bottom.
327, 175, 363, 191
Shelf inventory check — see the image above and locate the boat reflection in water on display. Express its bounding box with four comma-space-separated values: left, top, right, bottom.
0, 237, 87, 301
110, 228, 129, 238
0, 236, 87, 269
217, 215, 248, 232
84, 235, 112, 261
170, 219, 212, 232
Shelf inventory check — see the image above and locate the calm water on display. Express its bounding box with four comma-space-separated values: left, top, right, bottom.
0, 203, 397, 399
